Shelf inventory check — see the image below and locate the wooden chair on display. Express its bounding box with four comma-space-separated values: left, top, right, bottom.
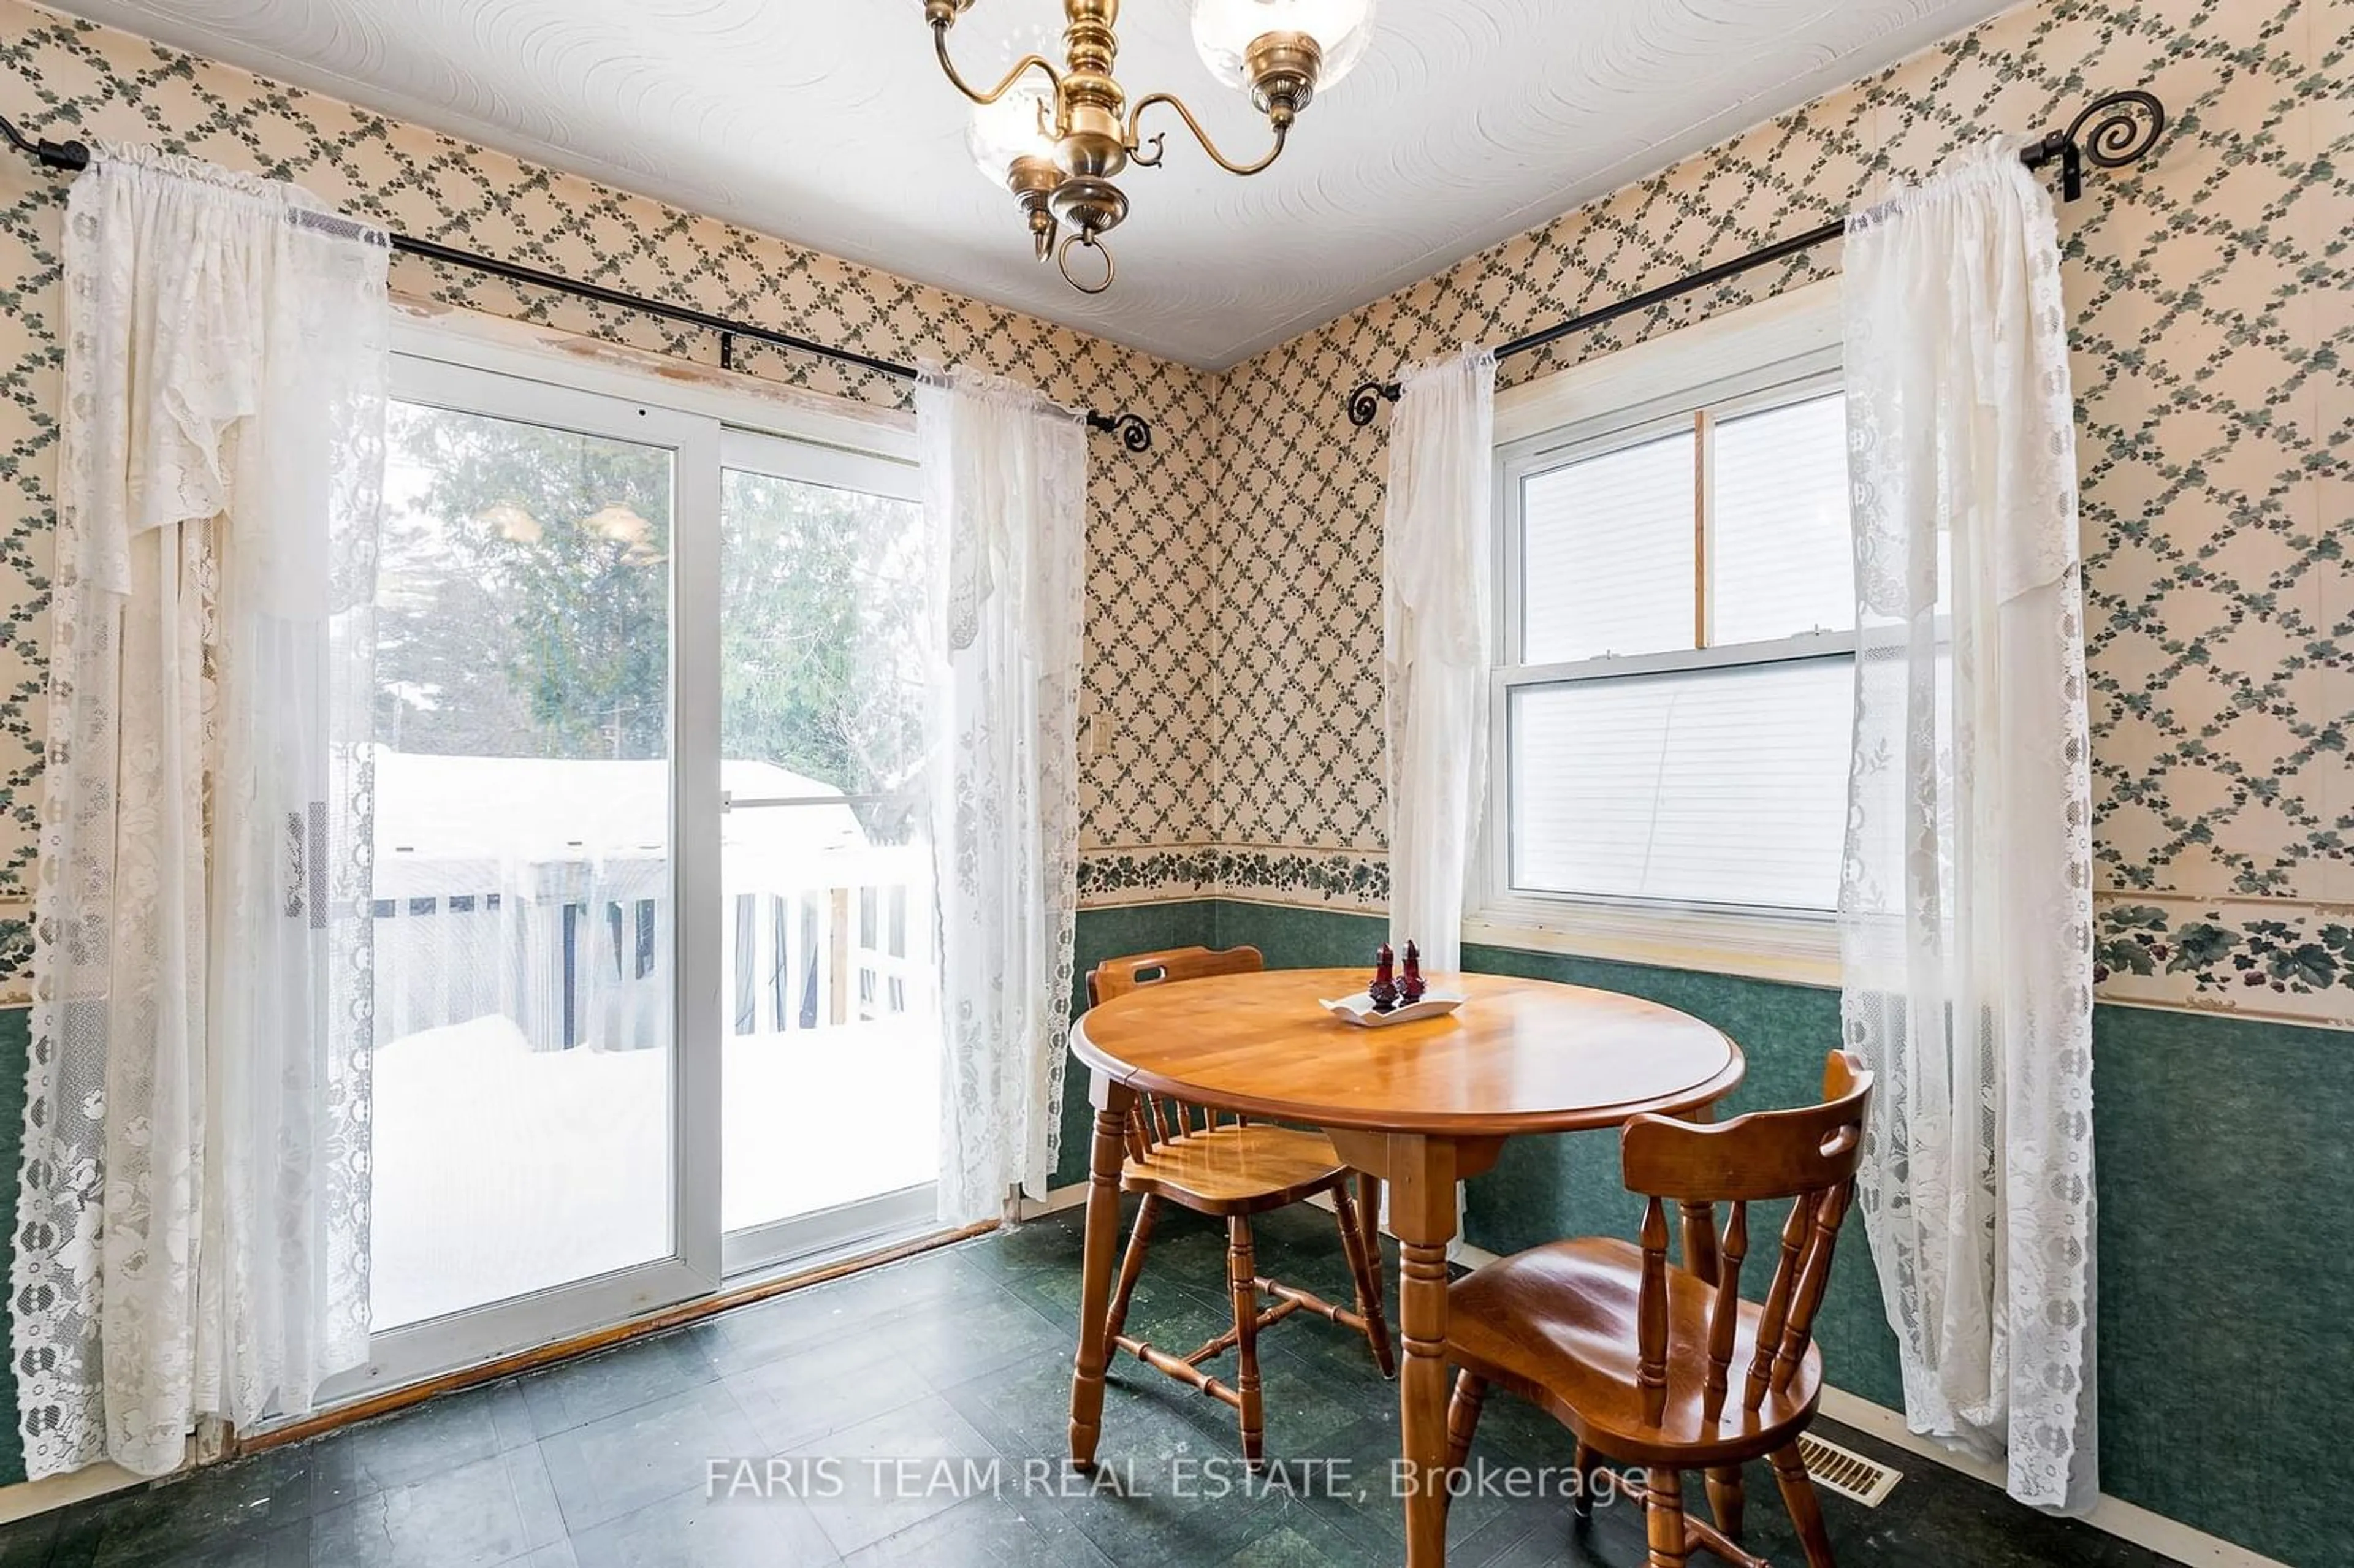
1086, 945, 1395, 1466
1440, 1051, 1873, 1568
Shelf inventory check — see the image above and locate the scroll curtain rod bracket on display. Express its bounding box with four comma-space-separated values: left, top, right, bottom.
1086, 411, 1154, 452
1, 115, 88, 171
1344, 88, 2166, 428
0, 112, 1154, 452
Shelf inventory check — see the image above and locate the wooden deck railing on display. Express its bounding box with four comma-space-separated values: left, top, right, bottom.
373, 844, 931, 1052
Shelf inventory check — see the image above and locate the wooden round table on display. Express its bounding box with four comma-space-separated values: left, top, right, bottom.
1065, 967, 1746, 1567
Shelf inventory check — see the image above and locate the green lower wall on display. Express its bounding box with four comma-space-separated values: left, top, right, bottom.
0, 907, 2338, 1565
1061, 900, 2352, 1568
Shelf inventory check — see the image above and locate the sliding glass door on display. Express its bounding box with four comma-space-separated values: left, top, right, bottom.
716, 429, 937, 1272
334, 339, 946, 1395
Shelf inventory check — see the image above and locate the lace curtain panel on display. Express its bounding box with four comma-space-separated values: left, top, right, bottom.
13, 146, 389, 1479
916, 366, 1087, 1225
1838, 137, 2099, 1512
1382, 348, 1496, 973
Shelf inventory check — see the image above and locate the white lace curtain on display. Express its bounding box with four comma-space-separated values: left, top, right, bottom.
916, 366, 1088, 1225
1382, 348, 1496, 973
13, 145, 389, 1479
1839, 137, 2099, 1512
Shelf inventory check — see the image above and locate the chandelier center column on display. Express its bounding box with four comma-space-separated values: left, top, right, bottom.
931, 0, 1376, 293
1057, 0, 1128, 181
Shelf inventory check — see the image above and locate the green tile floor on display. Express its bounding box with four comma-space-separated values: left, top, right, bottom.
0, 1204, 2176, 1566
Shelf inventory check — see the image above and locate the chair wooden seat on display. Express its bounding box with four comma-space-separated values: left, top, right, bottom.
1122, 1124, 1353, 1214
1085, 946, 1395, 1467
1441, 1051, 1873, 1568
1447, 1236, 1820, 1467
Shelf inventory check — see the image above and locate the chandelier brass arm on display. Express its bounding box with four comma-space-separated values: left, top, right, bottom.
926, 0, 1375, 294
1126, 93, 1290, 178
929, 18, 1065, 107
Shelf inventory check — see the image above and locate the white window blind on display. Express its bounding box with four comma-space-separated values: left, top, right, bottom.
1710, 392, 1855, 644
1522, 428, 1694, 664
1509, 658, 1853, 911
1495, 355, 1853, 918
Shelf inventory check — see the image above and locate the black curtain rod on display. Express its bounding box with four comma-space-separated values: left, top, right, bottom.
1344, 88, 2166, 428
0, 115, 1154, 454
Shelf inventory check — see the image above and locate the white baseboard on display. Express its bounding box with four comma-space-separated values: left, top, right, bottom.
0, 1461, 147, 1525
1016, 1181, 1091, 1219
1467, 1241, 2277, 1565
1022, 1198, 2281, 1568
1813, 1389, 2285, 1568
0, 1220, 2280, 1568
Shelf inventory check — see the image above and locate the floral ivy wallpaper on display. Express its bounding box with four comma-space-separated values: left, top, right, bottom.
1181, 0, 2350, 1027
0, 0, 2344, 1027
0, 0, 1228, 1002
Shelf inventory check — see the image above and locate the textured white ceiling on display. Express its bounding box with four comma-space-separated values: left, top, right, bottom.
47, 0, 2016, 368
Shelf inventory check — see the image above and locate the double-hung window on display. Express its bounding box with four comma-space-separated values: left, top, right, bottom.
1488, 319, 1855, 935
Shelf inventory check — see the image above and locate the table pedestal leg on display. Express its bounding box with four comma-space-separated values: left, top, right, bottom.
1068, 1071, 1137, 1470
1396, 1203, 1454, 1564
1330, 1130, 1501, 1568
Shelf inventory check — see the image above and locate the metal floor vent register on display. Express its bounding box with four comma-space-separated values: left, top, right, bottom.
1796, 1434, 1903, 1507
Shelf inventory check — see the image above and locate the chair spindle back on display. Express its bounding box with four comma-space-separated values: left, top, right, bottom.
1618, 1050, 1872, 1428
1086, 946, 1266, 1152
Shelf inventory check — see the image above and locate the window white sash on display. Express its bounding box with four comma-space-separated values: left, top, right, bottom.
1487, 342, 1856, 924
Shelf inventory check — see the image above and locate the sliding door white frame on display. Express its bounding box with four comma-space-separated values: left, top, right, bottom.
311, 323, 940, 1406
323, 352, 723, 1400
715, 424, 937, 1277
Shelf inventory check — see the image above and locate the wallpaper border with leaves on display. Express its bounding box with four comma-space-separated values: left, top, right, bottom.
1192, 0, 2348, 1029
0, 0, 1232, 1014
0, 0, 2344, 1029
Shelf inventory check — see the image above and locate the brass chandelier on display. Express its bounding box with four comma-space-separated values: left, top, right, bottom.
925, 0, 1377, 293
